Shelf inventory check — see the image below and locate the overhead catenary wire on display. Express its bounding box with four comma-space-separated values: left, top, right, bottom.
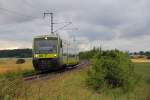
43, 12, 54, 34
0, 7, 78, 36
53, 22, 72, 33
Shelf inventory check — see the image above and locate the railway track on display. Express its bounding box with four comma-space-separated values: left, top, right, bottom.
23, 60, 89, 81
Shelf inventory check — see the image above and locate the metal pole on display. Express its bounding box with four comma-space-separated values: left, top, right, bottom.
50, 13, 53, 34
44, 12, 54, 34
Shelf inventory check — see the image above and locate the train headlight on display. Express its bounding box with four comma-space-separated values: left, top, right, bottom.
45, 37, 48, 40
35, 54, 38, 58
54, 54, 57, 57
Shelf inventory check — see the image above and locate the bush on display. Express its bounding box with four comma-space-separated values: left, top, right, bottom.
79, 48, 101, 60
16, 59, 25, 64
86, 50, 138, 92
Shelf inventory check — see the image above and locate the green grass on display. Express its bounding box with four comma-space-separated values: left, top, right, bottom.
14, 62, 149, 100
132, 62, 150, 100
134, 62, 150, 84
0, 62, 150, 100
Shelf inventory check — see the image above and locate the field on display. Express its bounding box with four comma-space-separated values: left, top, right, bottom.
0, 58, 150, 100
133, 62, 150, 100
0, 58, 33, 73
131, 58, 150, 63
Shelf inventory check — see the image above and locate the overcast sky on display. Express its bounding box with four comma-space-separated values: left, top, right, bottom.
0, 0, 150, 51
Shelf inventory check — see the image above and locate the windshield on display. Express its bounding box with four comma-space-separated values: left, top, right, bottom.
34, 39, 57, 54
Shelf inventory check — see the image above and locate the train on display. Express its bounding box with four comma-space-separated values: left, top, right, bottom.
32, 34, 79, 72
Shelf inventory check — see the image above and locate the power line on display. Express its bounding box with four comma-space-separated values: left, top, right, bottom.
53, 22, 72, 33
43, 12, 54, 34
42, 12, 78, 36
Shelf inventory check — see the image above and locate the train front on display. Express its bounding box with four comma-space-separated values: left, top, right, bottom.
32, 35, 60, 72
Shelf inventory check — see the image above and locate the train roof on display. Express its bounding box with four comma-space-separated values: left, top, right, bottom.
33, 34, 60, 39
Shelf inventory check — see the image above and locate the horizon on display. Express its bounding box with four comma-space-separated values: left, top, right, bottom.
0, 47, 149, 53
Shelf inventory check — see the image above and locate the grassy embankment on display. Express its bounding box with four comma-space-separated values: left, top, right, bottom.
0, 59, 150, 99
22, 62, 150, 100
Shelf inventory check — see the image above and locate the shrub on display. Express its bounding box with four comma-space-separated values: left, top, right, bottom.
86, 50, 138, 92
79, 48, 101, 60
16, 59, 25, 64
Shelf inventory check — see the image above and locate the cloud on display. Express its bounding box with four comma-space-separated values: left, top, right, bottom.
0, 0, 150, 51
0, 40, 32, 50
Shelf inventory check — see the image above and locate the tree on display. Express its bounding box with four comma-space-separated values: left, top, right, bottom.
86, 50, 139, 92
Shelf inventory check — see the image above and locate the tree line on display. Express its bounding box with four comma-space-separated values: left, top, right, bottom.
135, 51, 150, 56
0, 48, 149, 58
0, 49, 32, 58
79, 49, 150, 60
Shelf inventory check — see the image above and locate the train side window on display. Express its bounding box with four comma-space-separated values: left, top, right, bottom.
60, 40, 62, 48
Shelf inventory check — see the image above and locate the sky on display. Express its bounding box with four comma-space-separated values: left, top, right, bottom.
0, 0, 150, 52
